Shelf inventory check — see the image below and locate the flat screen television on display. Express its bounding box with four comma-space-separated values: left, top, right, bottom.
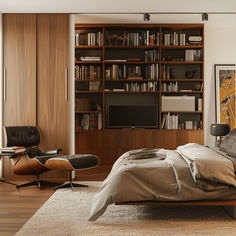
107, 104, 158, 128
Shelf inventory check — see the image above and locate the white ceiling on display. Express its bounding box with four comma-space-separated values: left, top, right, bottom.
0, 0, 236, 13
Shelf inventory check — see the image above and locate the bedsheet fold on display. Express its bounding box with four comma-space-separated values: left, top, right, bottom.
177, 143, 236, 191
89, 144, 236, 221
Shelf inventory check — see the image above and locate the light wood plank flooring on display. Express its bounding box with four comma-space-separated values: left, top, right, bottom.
0, 166, 111, 236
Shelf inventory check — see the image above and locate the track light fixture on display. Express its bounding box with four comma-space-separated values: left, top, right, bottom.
202, 13, 208, 21
143, 13, 150, 22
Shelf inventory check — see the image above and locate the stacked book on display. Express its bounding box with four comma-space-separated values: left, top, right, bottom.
80, 57, 101, 61
0, 146, 26, 154
188, 36, 202, 45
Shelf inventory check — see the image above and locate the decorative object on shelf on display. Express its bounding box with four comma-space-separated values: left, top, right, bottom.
185, 68, 196, 79
194, 83, 201, 91
215, 64, 236, 129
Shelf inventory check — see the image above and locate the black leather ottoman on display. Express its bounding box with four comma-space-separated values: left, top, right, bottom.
45, 154, 99, 190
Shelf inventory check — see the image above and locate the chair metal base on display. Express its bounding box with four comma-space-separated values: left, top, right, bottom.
54, 170, 88, 191
16, 174, 59, 190
0, 178, 16, 186
54, 182, 88, 190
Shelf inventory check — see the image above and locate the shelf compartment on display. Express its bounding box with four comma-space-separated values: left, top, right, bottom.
75, 61, 103, 64
75, 91, 103, 94
161, 78, 203, 82
161, 111, 202, 114
75, 79, 103, 82
75, 130, 102, 133
161, 61, 203, 64
104, 45, 159, 49
75, 46, 103, 49
161, 91, 203, 94
75, 110, 102, 114
105, 79, 159, 82
104, 61, 160, 64
161, 112, 203, 130
105, 91, 160, 94
160, 45, 203, 49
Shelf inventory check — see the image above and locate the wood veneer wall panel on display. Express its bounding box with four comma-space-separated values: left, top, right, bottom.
37, 14, 70, 155
3, 14, 36, 126
3, 14, 37, 179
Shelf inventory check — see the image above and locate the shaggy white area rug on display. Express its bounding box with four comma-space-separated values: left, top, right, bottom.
16, 182, 236, 236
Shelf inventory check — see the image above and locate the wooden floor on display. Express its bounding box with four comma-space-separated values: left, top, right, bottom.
0, 166, 111, 236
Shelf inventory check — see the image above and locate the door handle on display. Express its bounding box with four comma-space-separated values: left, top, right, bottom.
65, 68, 68, 102
3, 69, 6, 102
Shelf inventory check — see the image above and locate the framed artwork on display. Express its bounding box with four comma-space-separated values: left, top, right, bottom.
215, 64, 236, 129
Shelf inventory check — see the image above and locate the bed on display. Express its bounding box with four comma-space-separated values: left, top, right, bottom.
89, 130, 236, 221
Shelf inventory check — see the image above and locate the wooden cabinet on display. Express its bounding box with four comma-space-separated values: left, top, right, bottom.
74, 24, 204, 165
2, 14, 70, 180
37, 14, 70, 154
3, 14, 70, 153
75, 129, 203, 165
74, 24, 204, 132
3, 14, 37, 126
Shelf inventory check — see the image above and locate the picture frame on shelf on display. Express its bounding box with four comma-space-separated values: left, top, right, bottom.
214, 64, 236, 129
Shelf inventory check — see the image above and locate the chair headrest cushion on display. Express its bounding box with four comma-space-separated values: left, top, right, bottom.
4, 126, 40, 147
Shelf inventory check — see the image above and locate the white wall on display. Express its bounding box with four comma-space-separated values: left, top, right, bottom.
204, 15, 236, 146
0, 13, 3, 176
1, 0, 236, 13
75, 14, 236, 147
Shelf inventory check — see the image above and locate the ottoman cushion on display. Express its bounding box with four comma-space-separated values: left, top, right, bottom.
61, 154, 99, 169
46, 154, 99, 170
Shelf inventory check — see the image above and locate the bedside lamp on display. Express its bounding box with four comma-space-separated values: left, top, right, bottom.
210, 123, 230, 147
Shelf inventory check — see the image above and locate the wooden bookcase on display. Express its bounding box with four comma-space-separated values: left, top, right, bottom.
74, 24, 204, 165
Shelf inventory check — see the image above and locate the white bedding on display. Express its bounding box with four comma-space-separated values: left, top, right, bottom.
89, 144, 236, 221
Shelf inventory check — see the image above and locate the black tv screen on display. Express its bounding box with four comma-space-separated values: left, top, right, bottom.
107, 104, 158, 128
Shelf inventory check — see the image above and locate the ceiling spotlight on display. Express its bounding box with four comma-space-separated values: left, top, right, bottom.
202, 13, 208, 21
144, 13, 150, 22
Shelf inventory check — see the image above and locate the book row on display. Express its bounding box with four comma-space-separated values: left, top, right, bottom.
185, 50, 202, 61
105, 31, 160, 46
75, 32, 103, 46
74, 31, 202, 47
75, 113, 102, 131
75, 65, 102, 80
163, 32, 203, 46
163, 32, 186, 46
124, 81, 158, 92
105, 64, 159, 80
105, 81, 158, 92
162, 113, 202, 130
145, 49, 159, 61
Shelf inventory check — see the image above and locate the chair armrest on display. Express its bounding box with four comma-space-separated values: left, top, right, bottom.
43, 149, 62, 155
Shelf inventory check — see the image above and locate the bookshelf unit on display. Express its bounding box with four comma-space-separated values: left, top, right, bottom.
74, 24, 204, 165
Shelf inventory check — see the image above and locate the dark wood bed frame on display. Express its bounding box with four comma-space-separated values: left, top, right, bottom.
116, 200, 236, 218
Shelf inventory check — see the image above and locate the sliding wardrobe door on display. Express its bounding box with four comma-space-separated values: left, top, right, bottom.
37, 14, 70, 154
3, 14, 36, 126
